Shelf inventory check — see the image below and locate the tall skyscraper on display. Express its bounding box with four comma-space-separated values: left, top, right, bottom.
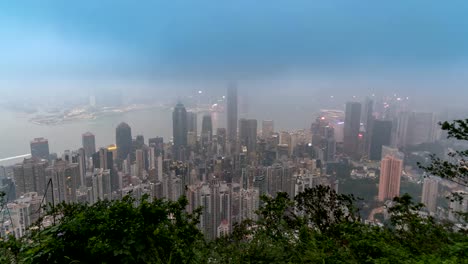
246, 119, 258, 154
201, 114, 213, 146
187, 112, 198, 135
116, 122, 132, 161
82, 132, 96, 158
239, 119, 257, 154
378, 156, 403, 202
421, 178, 439, 214
227, 83, 238, 142
30, 138, 50, 160
369, 120, 392, 160
343, 102, 362, 158
262, 120, 274, 139
173, 102, 188, 160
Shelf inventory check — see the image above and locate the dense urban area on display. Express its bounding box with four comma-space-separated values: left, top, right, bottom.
0, 84, 467, 263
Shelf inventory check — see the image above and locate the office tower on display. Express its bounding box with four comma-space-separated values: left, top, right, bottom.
406, 112, 436, 145
421, 178, 439, 213
239, 119, 258, 154
173, 103, 188, 161
46, 160, 80, 204
201, 114, 213, 146
30, 138, 50, 160
148, 137, 164, 156
369, 120, 392, 160
135, 135, 145, 147
262, 120, 274, 139
395, 112, 436, 148
378, 156, 403, 202
116, 122, 132, 161
361, 98, 374, 130
136, 149, 145, 178
227, 83, 238, 142
187, 112, 198, 135
82, 132, 96, 158
343, 102, 362, 158
216, 128, 227, 154
13, 158, 48, 197
77, 148, 86, 188
98, 148, 109, 170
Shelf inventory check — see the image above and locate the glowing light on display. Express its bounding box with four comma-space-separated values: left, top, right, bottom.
320, 117, 326, 120
308, 143, 312, 147
222, 96, 226, 99
198, 90, 203, 94
358, 134, 363, 138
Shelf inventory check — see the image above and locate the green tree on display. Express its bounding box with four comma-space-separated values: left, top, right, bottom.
16, 195, 204, 264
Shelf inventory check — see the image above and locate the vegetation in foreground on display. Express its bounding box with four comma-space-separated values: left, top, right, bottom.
0, 186, 466, 264
1, 119, 468, 263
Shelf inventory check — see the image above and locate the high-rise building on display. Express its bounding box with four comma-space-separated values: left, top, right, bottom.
187, 112, 198, 135
148, 137, 164, 156
395, 112, 436, 148
201, 114, 213, 146
378, 156, 403, 201
343, 102, 362, 159
216, 128, 227, 154
135, 149, 145, 178
116, 122, 132, 161
173, 103, 188, 160
82, 132, 96, 158
421, 178, 439, 214
46, 159, 80, 204
13, 158, 48, 197
30, 138, 50, 160
227, 83, 238, 142
369, 120, 392, 160
262, 120, 274, 139
361, 98, 374, 130
239, 119, 257, 154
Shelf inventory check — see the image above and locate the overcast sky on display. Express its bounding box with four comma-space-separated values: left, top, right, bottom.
0, 1, 468, 107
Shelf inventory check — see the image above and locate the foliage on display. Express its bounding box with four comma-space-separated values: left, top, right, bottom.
1, 195, 204, 264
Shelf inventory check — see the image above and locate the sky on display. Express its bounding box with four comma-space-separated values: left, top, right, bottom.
1, 1, 468, 106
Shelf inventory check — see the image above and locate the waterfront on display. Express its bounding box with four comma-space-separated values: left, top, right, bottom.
0, 103, 317, 166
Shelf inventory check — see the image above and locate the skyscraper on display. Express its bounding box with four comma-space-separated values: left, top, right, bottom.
343, 102, 362, 158
227, 83, 238, 142
30, 138, 50, 160
262, 120, 274, 139
173, 102, 188, 160
369, 120, 392, 160
239, 119, 257, 154
82, 132, 96, 158
116, 122, 132, 161
421, 178, 439, 214
201, 114, 213, 146
378, 156, 403, 201
395, 112, 436, 148
187, 112, 198, 135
